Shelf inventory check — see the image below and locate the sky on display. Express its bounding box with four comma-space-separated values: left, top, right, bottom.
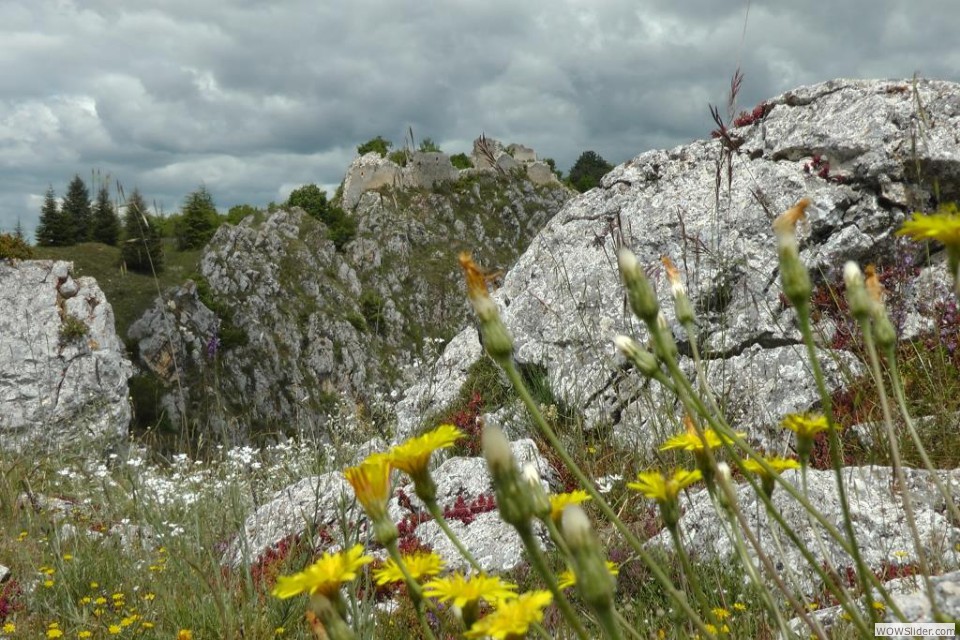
2, 1, 959, 237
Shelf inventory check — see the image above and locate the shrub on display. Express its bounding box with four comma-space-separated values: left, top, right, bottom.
59, 314, 89, 342
450, 153, 473, 169
357, 135, 392, 157
0, 232, 34, 260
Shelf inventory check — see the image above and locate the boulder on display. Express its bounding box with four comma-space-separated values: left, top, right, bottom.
342, 152, 401, 210
397, 78, 960, 454
0, 260, 131, 452
651, 466, 960, 594
225, 438, 552, 574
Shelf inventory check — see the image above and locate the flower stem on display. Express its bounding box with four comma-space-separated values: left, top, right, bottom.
422, 499, 484, 573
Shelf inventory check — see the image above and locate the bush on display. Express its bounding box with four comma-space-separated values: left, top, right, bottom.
357, 135, 392, 157
286, 184, 356, 250
59, 314, 89, 343
388, 149, 409, 167
0, 232, 34, 260
450, 153, 473, 170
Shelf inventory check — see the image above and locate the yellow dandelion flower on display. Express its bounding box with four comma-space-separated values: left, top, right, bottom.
464, 590, 553, 639
712, 607, 731, 620
660, 417, 742, 452
628, 468, 702, 502
373, 551, 445, 585
95, 597, 107, 606
548, 490, 591, 523
176, 630, 193, 640
108, 625, 121, 635
781, 413, 829, 438
62, 554, 73, 561
343, 453, 393, 520
423, 573, 518, 609
897, 205, 960, 248
3, 622, 15, 633
272, 544, 373, 599
78, 631, 93, 638
389, 424, 463, 477
773, 198, 811, 236
46, 628, 63, 639
89, 582, 99, 589
743, 456, 801, 476
141, 622, 155, 630
275, 627, 285, 636
459, 251, 493, 304
557, 561, 619, 590
733, 602, 747, 612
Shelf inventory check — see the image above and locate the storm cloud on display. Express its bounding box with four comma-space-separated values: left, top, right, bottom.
2, 0, 958, 235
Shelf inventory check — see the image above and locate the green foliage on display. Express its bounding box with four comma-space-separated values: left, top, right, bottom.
359, 289, 386, 333
59, 314, 89, 342
285, 184, 356, 250
0, 232, 34, 259
63, 175, 92, 243
357, 135, 392, 157
91, 185, 121, 246
194, 276, 247, 350
418, 137, 441, 153
122, 188, 165, 274
35, 186, 71, 247
286, 184, 329, 218
450, 153, 473, 169
175, 185, 219, 250
387, 149, 409, 167
128, 373, 173, 432
226, 204, 260, 225
568, 150, 614, 192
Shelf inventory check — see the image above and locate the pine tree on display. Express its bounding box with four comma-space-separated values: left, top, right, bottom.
13, 218, 25, 241
568, 151, 614, 193
62, 175, 92, 243
175, 185, 218, 250
122, 188, 164, 273
91, 185, 121, 245
35, 186, 70, 246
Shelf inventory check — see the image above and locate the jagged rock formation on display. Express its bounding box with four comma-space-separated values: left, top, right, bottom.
130, 164, 572, 437
397, 78, 960, 450
341, 137, 560, 209
0, 260, 131, 451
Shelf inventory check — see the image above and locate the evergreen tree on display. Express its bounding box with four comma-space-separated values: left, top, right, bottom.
91, 185, 121, 245
36, 186, 70, 246
62, 175, 92, 242
175, 185, 218, 250
122, 188, 165, 273
568, 151, 614, 193
13, 218, 25, 241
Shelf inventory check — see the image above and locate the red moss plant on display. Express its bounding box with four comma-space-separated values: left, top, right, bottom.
733, 101, 770, 127
442, 493, 497, 525
445, 390, 485, 456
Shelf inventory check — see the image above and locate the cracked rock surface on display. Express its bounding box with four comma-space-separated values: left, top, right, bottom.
0, 260, 132, 452
397, 78, 960, 450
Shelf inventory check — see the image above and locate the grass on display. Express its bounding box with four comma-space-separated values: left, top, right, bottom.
33, 240, 204, 341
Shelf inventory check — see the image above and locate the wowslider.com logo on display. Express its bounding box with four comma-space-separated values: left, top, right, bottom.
875, 623, 956, 637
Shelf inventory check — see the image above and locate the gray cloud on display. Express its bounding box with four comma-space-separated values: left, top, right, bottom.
1, 0, 958, 236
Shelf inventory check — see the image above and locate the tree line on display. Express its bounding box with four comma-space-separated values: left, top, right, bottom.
34, 175, 164, 273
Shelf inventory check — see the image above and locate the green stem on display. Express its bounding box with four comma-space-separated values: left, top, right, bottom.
423, 499, 484, 573
383, 542, 438, 640
516, 526, 592, 640
497, 357, 715, 638
885, 352, 960, 527
858, 323, 938, 619
667, 525, 719, 638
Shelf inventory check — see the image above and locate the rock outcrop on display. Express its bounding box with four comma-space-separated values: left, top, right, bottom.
397, 78, 960, 450
224, 438, 553, 573
341, 137, 560, 210
130, 164, 572, 438
652, 466, 960, 593
0, 260, 131, 451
